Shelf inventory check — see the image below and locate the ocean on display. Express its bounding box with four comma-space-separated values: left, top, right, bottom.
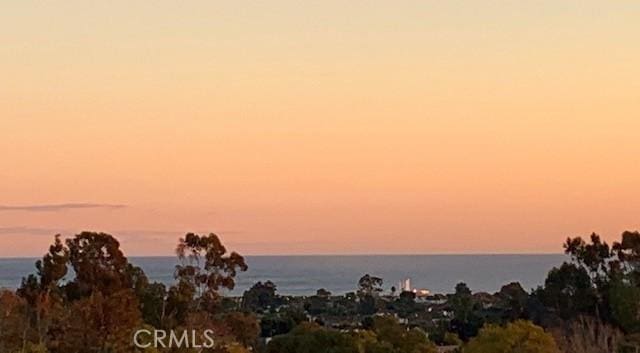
0, 254, 567, 295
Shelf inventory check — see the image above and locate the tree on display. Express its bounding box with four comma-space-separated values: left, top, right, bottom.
17, 234, 70, 346
35, 234, 69, 291
171, 232, 248, 316
613, 231, 640, 283
464, 320, 560, 353
451, 282, 473, 322
534, 263, 597, 320
496, 282, 529, 322
13, 232, 146, 352
536, 231, 640, 350
332, 293, 358, 317
51, 289, 141, 353
223, 312, 260, 348
608, 279, 640, 333
564, 233, 612, 285
260, 308, 307, 337
369, 315, 437, 353
614, 232, 640, 265
358, 275, 383, 297
443, 331, 462, 346
391, 291, 417, 318
449, 282, 483, 340
242, 280, 278, 311
0, 290, 30, 353
65, 231, 142, 298
609, 231, 640, 333
551, 232, 615, 323
44, 232, 144, 353
357, 275, 383, 316
266, 322, 360, 353
6, 230, 258, 353
316, 288, 332, 298
138, 281, 167, 328
544, 231, 640, 331
306, 290, 331, 316
266, 319, 436, 353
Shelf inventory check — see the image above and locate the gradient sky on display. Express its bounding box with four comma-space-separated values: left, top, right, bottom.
1, 1, 640, 257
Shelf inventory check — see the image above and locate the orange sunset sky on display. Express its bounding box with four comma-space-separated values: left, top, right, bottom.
1, 1, 639, 257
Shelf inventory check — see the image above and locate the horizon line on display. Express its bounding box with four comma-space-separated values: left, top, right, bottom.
0, 252, 566, 260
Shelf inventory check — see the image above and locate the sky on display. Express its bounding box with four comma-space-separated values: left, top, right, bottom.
1, 1, 640, 257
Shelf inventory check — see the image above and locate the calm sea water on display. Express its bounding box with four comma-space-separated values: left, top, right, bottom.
0, 255, 566, 295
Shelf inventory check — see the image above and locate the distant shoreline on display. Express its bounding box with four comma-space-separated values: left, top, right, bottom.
1, 254, 567, 295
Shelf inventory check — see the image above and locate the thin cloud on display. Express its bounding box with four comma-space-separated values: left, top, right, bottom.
0, 203, 126, 212
0, 227, 241, 237
0, 227, 70, 236
114, 229, 244, 241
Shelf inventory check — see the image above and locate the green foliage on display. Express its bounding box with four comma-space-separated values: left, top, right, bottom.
242, 280, 278, 311
443, 332, 463, 346
224, 312, 260, 348
564, 233, 612, 282
357, 274, 384, 315
451, 283, 473, 322
534, 263, 597, 320
369, 315, 437, 353
613, 231, 640, 274
266, 318, 438, 353
266, 323, 360, 353
50, 289, 141, 353
496, 282, 528, 322
20, 343, 49, 353
138, 281, 167, 327
464, 320, 560, 353
65, 231, 139, 298
449, 282, 483, 340
388, 291, 418, 318
330, 292, 358, 317
0, 290, 30, 353
260, 308, 308, 337
35, 234, 69, 290
7, 229, 640, 353
608, 277, 640, 333
305, 292, 330, 316
9, 231, 255, 353
538, 231, 640, 335
358, 293, 378, 315
358, 274, 384, 296
165, 277, 197, 325
174, 232, 248, 312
